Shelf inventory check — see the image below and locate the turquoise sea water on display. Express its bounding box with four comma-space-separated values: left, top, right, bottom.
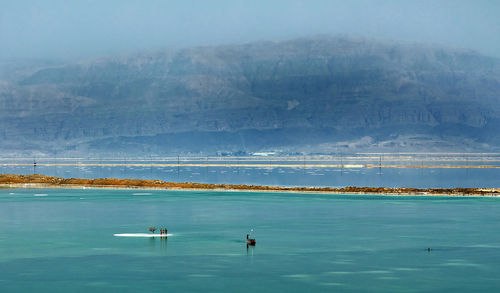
1, 188, 500, 292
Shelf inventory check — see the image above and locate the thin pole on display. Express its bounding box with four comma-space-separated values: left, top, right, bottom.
177, 155, 180, 178
379, 155, 382, 175
340, 153, 343, 176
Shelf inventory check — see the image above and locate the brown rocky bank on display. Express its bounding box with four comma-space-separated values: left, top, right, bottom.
1, 174, 499, 197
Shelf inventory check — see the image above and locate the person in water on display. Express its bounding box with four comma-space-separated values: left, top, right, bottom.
246, 234, 256, 245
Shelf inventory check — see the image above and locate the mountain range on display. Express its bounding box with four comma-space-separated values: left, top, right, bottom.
1, 36, 500, 156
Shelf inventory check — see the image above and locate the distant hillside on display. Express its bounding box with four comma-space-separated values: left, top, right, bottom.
1, 36, 500, 156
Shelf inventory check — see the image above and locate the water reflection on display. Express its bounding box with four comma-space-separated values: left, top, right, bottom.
246, 244, 255, 256
160, 237, 168, 255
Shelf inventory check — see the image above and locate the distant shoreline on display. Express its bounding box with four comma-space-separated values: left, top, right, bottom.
4, 162, 500, 168
1, 174, 499, 197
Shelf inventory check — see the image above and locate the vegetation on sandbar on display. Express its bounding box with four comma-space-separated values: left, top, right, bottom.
0, 174, 498, 196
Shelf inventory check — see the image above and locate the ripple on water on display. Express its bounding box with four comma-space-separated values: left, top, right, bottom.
324, 271, 354, 275
440, 261, 483, 268
188, 274, 214, 278
320, 282, 345, 286
378, 276, 400, 280
359, 270, 392, 274
283, 274, 313, 280
392, 267, 421, 272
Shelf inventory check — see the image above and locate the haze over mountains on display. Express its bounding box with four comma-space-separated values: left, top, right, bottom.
2, 36, 500, 156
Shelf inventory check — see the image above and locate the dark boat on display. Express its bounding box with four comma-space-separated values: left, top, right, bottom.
246, 234, 256, 246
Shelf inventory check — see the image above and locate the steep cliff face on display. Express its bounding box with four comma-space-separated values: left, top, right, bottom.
2, 36, 500, 155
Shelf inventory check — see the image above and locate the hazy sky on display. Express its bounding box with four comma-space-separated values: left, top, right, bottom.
1, 0, 499, 60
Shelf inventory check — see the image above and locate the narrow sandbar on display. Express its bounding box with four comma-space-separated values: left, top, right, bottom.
1, 174, 499, 197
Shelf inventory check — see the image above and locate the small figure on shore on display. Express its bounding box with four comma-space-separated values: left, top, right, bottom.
427, 247, 432, 252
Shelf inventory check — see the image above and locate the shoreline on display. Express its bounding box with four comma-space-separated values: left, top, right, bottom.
1, 174, 499, 197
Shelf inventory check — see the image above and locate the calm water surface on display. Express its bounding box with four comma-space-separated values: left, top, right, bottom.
1, 188, 500, 292
2, 159, 500, 188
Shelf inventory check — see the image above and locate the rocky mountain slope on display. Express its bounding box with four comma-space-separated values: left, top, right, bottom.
1, 36, 500, 155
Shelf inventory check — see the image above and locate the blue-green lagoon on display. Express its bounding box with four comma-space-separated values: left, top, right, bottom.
1, 188, 500, 292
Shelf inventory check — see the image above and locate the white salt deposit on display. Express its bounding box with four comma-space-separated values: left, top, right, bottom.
114, 233, 173, 237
